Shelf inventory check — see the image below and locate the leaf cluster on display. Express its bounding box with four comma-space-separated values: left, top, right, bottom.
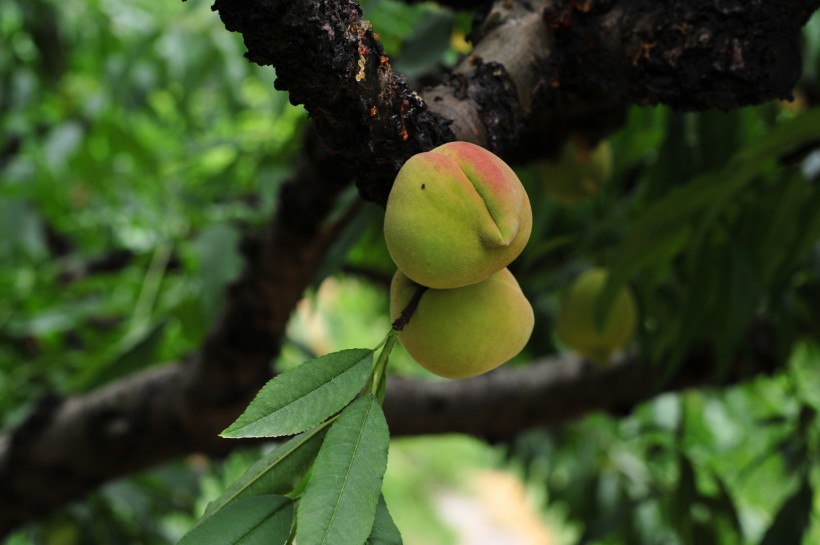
178, 342, 401, 545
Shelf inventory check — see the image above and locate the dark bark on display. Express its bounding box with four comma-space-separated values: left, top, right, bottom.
544, 0, 820, 110
213, 0, 456, 205
385, 321, 780, 438
213, 0, 819, 204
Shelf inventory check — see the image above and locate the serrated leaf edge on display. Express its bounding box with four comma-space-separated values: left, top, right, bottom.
318, 396, 379, 545
204, 423, 330, 519
221, 348, 372, 438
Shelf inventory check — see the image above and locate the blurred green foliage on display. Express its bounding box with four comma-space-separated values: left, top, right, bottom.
2, 0, 820, 544
512, 343, 820, 545
0, 0, 301, 423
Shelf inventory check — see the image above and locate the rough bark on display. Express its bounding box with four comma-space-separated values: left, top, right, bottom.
543, 0, 820, 110
213, 0, 456, 205
213, 0, 820, 203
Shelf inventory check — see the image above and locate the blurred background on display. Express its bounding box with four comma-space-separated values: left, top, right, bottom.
2, 0, 820, 543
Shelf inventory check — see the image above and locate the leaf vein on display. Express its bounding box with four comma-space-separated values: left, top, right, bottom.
319, 397, 374, 545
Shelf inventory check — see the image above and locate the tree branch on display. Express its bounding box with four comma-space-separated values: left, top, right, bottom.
386, 321, 780, 439
214, 0, 819, 204
543, 0, 820, 110
213, 0, 456, 205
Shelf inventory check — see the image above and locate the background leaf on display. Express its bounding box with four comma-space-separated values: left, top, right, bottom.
758, 476, 813, 545
192, 224, 243, 323
73, 320, 167, 390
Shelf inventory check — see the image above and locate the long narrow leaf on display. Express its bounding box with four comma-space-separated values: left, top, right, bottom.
758, 476, 813, 545
295, 394, 390, 545
602, 107, 820, 322
178, 495, 292, 545
222, 349, 373, 438
366, 494, 403, 545
204, 425, 329, 518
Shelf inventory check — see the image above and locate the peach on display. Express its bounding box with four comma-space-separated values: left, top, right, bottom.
557, 268, 637, 365
540, 141, 612, 206
390, 268, 534, 379
384, 142, 532, 289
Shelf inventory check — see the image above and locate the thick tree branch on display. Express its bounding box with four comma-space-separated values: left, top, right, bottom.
213, 0, 456, 205
544, 0, 820, 110
213, 0, 819, 204
385, 322, 780, 438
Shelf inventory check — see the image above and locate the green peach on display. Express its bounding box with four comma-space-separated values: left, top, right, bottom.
384, 142, 532, 289
541, 141, 612, 206
390, 268, 534, 379
557, 268, 637, 365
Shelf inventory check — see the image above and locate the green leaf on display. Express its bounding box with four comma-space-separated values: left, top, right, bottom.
393, 10, 455, 77
203, 425, 329, 518
295, 394, 390, 545
74, 320, 168, 391
602, 107, 820, 323
0, 199, 48, 261
792, 188, 820, 263
646, 111, 697, 195
733, 107, 820, 166
697, 110, 740, 172
759, 175, 812, 283
366, 495, 403, 545
312, 200, 384, 288
667, 453, 698, 542
709, 473, 743, 539
599, 169, 734, 323
193, 224, 243, 322
221, 349, 374, 438
178, 495, 292, 545
758, 476, 813, 545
